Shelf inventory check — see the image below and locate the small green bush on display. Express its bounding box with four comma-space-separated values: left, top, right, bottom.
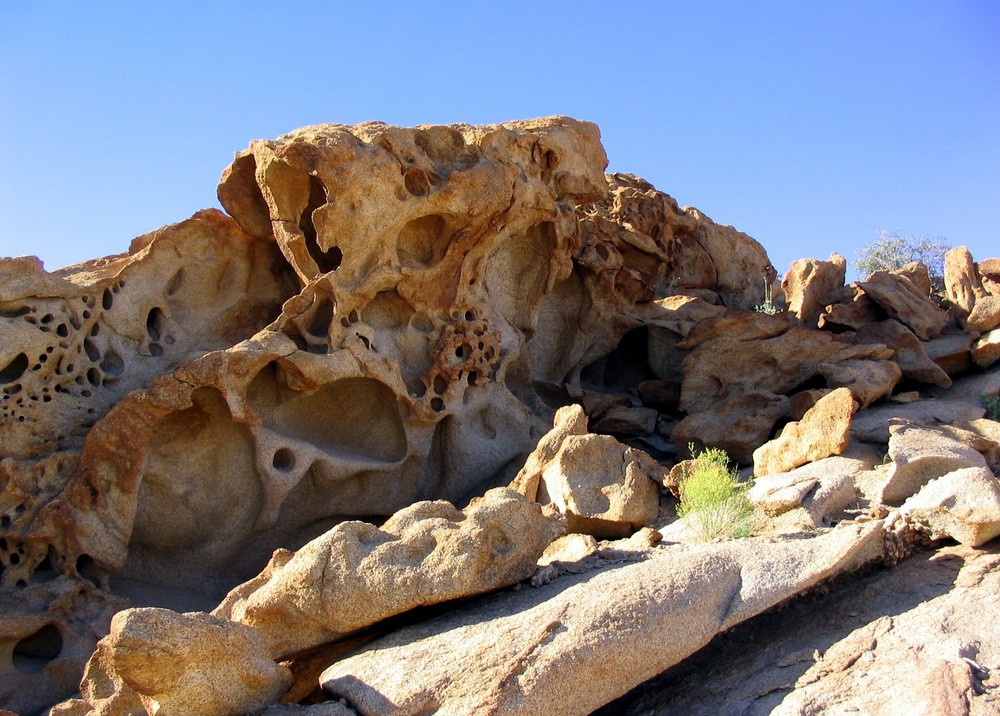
677, 445, 756, 541
983, 393, 1000, 421
854, 230, 951, 284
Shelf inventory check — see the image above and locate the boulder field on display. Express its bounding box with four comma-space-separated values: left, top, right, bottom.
1, 117, 999, 715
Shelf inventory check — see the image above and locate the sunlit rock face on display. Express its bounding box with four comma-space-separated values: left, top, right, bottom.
0, 117, 781, 713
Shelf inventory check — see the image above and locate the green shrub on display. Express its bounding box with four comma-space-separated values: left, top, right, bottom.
677, 445, 756, 540
983, 393, 1000, 421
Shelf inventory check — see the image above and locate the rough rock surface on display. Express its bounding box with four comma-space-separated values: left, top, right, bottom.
966, 295, 1000, 333
531, 433, 661, 538
944, 245, 985, 321
973, 329, 1000, 368
858, 270, 950, 340
782, 253, 847, 327
875, 423, 988, 504
899, 466, 1000, 547
753, 388, 858, 477
52, 608, 291, 716
605, 544, 1000, 716
853, 319, 952, 388
319, 523, 883, 716
749, 455, 869, 526
817, 359, 901, 409
671, 391, 790, 464
213, 488, 563, 658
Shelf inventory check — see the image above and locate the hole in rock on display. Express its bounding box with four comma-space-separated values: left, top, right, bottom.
13, 624, 63, 674
166, 268, 185, 296
249, 367, 406, 463
102, 288, 113, 311
0, 353, 29, 384
580, 327, 656, 392
149, 344, 163, 357
146, 307, 165, 342
397, 214, 448, 267
484, 221, 556, 332
300, 175, 342, 274
0, 305, 30, 318
431, 397, 445, 412
41, 314, 54, 324
100, 348, 125, 376
306, 297, 334, 338
403, 167, 431, 196
433, 375, 448, 395
361, 290, 414, 330
272, 448, 296, 472
83, 338, 101, 362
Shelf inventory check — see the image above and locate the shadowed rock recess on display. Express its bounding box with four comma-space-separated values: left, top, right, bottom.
2, 117, 999, 715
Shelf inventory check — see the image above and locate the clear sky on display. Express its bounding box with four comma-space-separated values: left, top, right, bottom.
2, 1, 998, 280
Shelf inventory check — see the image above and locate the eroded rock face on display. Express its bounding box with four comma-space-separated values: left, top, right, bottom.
782, 253, 847, 328
857, 271, 950, 340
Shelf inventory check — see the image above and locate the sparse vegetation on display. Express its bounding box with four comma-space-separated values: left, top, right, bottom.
677, 445, 756, 540
983, 393, 1000, 421
753, 276, 780, 315
854, 230, 951, 284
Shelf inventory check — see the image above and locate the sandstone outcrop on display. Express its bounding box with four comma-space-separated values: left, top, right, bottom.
5, 117, 1000, 715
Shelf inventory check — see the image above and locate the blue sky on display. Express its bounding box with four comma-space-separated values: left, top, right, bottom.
2, 1, 998, 279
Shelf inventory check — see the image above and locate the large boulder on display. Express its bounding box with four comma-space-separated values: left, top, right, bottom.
817, 359, 901, 409
853, 320, 952, 388
671, 391, 791, 464
972, 328, 1000, 369
50, 608, 290, 716
782, 253, 846, 327
678, 315, 892, 414
318, 523, 884, 716
875, 423, 988, 504
857, 271, 950, 340
213, 488, 563, 658
532, 434, 661, 538
899, 466, 1000, 547
943, 246, 985, 321
753, 388, 858, 477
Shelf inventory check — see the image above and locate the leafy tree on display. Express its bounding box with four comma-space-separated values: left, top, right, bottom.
854, 230, 951, 282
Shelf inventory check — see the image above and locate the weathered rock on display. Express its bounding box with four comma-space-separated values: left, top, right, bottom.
672, 391, 790, 464
891, 260, 933, 296
636, 379, 680, 411
0, 577, 129, 716
606, 544, 1000, 716
535, 434, 661, 538
214, 488, 563, 658
782, 253, 846, 327
590, 405, 658, 437
749, 455, 868, 525
679, 317, 891, 414
858, 271, 950, 340
900, 466, 1000, 547
972, 328, 1000, 368
319, 523, 883, 716
510, 404, 589, 502
753, 388, 858, 477
875, 423, 988, 504
52, 608, 291, 716
943, 245, 985, 320
979, 257, 1000, 295
924, 326, 975, 375
966, 295, 1000, 333
578, 390, 632, 421
850, 400, 986, 445
853, 319, 952, 388
789, 388, 831, 420
818, 359, 901, 409
818, 287, 882, 331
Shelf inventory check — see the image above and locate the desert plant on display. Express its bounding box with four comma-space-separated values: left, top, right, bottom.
854, 230, 951, 284
983, 393, 1000, 421
677, 445, 756, 540
753, 276, 780, 315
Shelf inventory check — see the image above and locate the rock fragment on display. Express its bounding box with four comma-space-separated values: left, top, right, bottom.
900, 466, 1000, 547
857, 271, 950, 340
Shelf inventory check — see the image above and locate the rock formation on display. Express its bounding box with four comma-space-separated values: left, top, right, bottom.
1, 117, 999, 715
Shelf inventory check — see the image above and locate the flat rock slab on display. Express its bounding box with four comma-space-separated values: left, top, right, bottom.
603, 543, 1000, 716
319, 523, 883, 716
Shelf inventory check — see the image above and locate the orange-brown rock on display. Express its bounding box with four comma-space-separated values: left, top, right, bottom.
753, 388, 858, 476
857, 271, 950, 340
817, 359, 901, 409
818, 286, 882, 331
672, 391, 790, 464
782, 253, 846, 328
853, 319, 952, 388
891, 260, 933, 296
943, 246, 985, 320
978, 257, 1000, 295
972, 329, 1000, 369
966, 295, 1000, 333
678, 313, 892, 414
